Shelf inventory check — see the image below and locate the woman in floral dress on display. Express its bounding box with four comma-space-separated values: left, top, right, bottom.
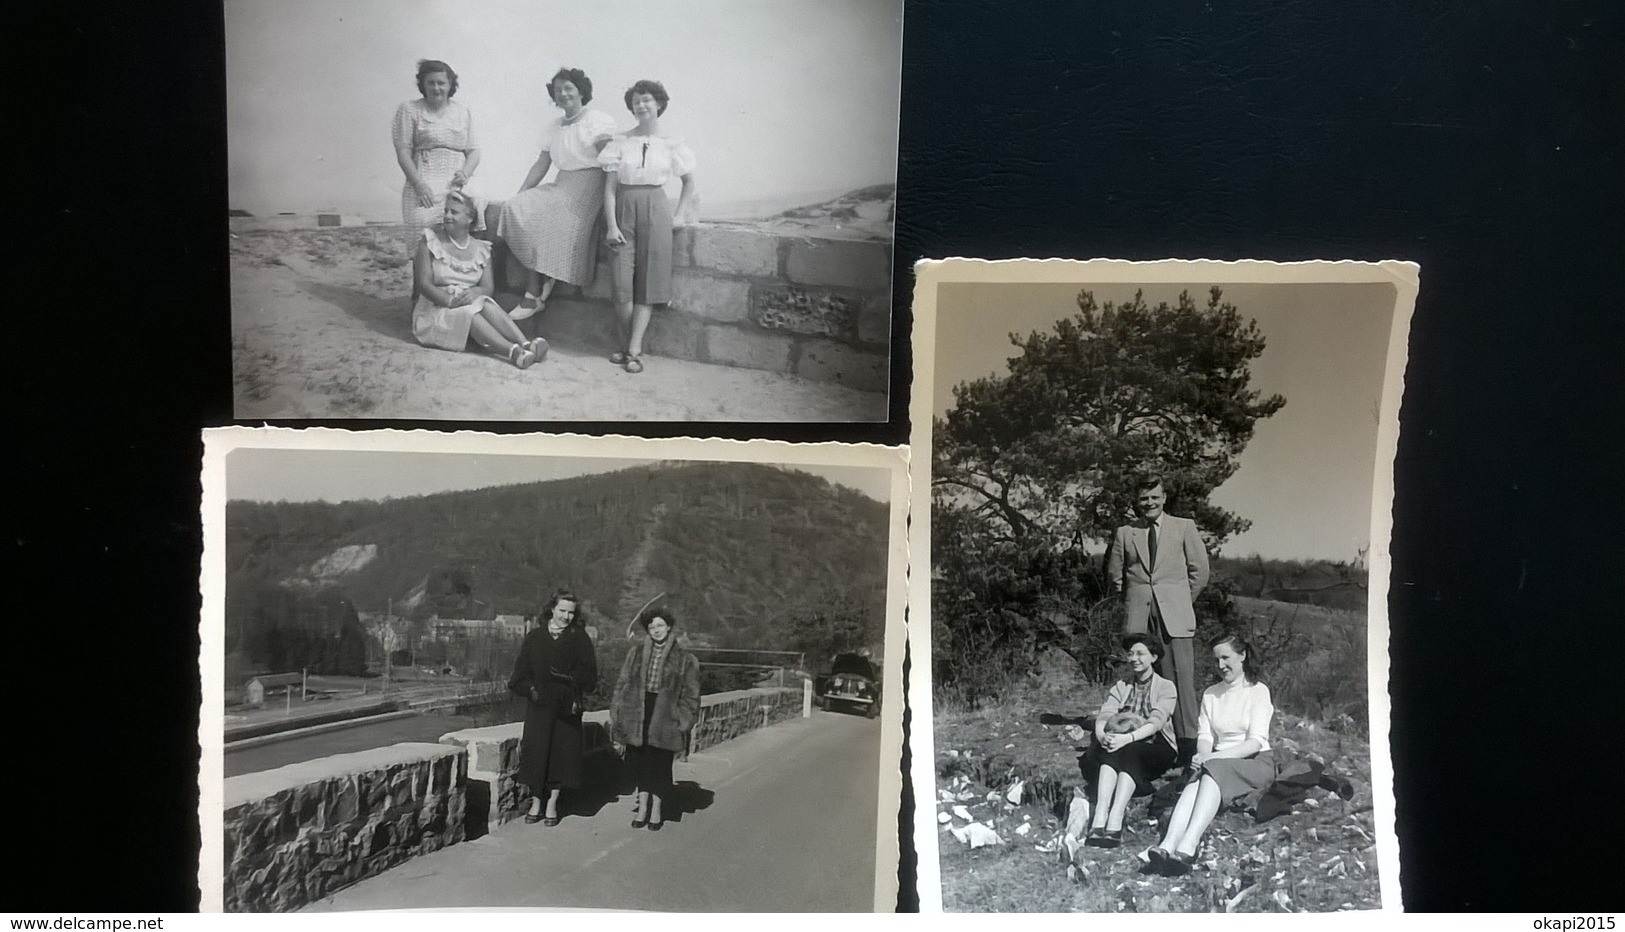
393, 59, 482, 253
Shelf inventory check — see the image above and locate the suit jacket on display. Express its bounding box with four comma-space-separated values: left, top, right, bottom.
1106, 513, 1210, 637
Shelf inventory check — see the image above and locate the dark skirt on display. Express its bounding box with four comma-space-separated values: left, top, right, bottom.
516, 680, 585, 793
1196, 750, 1279, 806
625, 690, 675, 794
609, 184, 674, 306
1095, 737, 1178, 791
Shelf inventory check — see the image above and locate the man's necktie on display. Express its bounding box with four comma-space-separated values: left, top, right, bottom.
1148, 521, 1158, 569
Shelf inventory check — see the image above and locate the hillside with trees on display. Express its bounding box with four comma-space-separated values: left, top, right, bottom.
223, 463, 890, 677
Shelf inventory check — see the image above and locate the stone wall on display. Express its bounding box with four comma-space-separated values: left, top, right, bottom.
222, 742, 466, 913
438, 712, 614, 834
490, 216, 891, 393
441, 687, 804, 833
689, 686, 804, 753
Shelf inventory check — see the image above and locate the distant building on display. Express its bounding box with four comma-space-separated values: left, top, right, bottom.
246, 672, 303, 706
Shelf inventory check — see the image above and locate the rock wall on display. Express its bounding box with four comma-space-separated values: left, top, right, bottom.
222, 742, 466, 913
490, 217, 891, 393
441, 687, 804, 832
689, 686, 804, 753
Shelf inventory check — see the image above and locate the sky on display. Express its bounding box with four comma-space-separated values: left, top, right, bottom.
932, 281, 1399, 561
224, 449, 892, 505
225, 0, 903, 220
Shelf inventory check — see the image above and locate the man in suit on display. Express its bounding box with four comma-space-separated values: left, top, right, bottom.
1105, 475, 1211, 767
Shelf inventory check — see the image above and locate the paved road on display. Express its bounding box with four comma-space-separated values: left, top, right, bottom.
306, 711, 886, 912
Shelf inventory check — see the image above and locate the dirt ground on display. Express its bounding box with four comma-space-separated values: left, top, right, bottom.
229, 224, 889, 421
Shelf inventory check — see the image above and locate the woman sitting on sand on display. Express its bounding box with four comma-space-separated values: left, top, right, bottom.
600, 80, 698, 374
493, 68, 619, 320
1068, 634, 1179, 849
412, 190, 548, 368
393, 59, 482, 252
1144, 633, 1276, 875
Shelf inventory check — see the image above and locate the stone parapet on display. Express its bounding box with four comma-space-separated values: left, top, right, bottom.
438, 712, 613, 834
222, 742, 466, 913
487, 215, 891, 393
690, 687, 804, 754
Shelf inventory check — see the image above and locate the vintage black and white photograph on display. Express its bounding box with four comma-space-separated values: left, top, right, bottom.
907, 260, 1415, 912
226, 0, 901, 421
199, 428, 907, 912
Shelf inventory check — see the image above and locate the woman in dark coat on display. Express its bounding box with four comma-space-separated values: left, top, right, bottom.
610, 606, 701, 831
507, 590, 598, 825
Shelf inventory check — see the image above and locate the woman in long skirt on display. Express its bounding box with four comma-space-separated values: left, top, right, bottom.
610, 607, 701, 831
493, 68, 618, 320
508, 590, 598, 825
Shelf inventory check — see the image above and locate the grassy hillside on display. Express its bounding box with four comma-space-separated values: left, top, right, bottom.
224, 462, 890, 654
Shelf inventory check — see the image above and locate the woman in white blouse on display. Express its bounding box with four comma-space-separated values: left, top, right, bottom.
601, 80, 697, 374
494, 68, 619, 320
1146, 633, 1275, 875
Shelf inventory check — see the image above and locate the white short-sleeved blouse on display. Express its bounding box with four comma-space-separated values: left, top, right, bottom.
541, 108, 619, 171
598, 133, 697, 186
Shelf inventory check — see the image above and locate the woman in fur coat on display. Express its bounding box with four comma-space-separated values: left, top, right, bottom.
611, 606, 701, 831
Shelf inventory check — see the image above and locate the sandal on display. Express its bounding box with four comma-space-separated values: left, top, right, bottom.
528, 337, 549, 363
508, 343, 536, 370
509, 293, 545, 321
624, 354, 644, 374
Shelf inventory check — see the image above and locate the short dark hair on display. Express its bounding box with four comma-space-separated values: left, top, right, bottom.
1132, 473, 1165, 494
1121, 633, 1161, 661
416, 59, 459, 97
1210, 632, 1262, 683
623, 79, 670, 116
639, 605, 677, 630
547, 68, 593, 105
542, 589, 584, 628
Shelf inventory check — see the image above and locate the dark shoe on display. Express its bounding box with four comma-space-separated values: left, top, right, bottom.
624, 354, 644, 374
542, 813, 560, 826
646, 820, 663, 831
1099, 828, 1123, 849
1145, 846, 1171, 873
631, 817, 648, 828
1165, 850, 1195, 875
1084, 827, 1108, 847
524, 810, 543, 824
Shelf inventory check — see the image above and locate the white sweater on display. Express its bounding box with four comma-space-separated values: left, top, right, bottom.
1198, 679, 1273, 753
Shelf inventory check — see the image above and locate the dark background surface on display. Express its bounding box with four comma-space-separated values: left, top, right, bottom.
21, 0, 1624, 912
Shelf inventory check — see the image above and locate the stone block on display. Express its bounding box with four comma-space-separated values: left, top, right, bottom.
670, 270, 752, 323
752, 285, 859, 340
526, 297, 618, 353
645, 309, 707, 361
690, 226, 780, 278
857, 295, 892, 347
784, 238, 891, 290
794, 339, 889, 394
703, 325, 794, 374
581, 257, 616, 300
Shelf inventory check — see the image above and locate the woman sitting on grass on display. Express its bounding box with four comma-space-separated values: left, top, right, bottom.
1145, 633, 1275, 875
600, 80, 698, 374
1070, 634, 1179, 849
412, 189, 548, 369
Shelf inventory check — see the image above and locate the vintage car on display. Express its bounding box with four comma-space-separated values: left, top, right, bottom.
820, 653, 880, 718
